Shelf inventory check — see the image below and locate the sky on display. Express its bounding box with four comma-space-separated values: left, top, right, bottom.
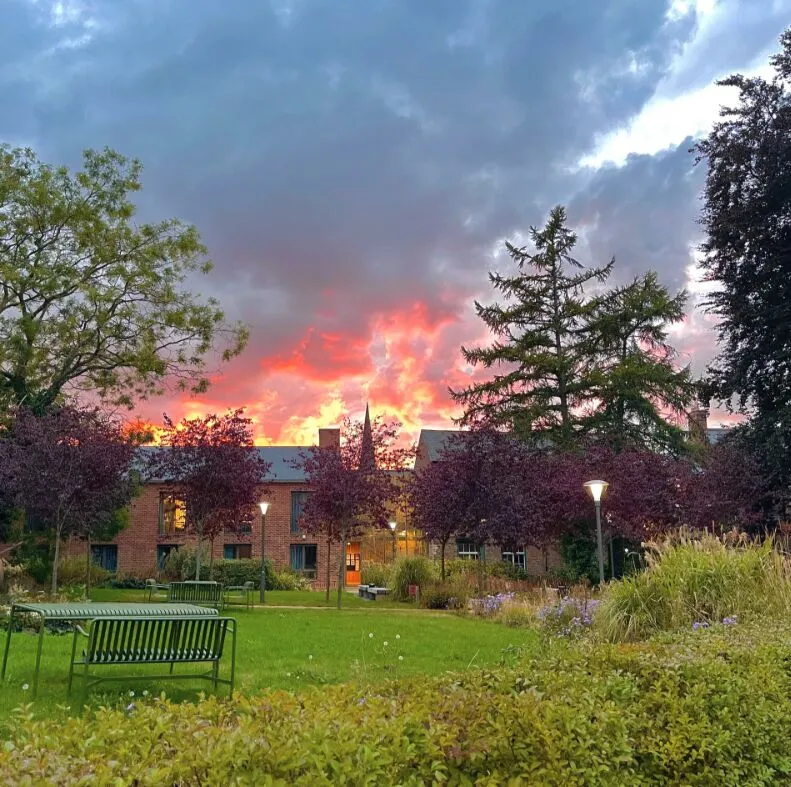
2, 0, 788, 445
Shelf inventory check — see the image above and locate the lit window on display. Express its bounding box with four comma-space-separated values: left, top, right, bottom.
159, 494, 186, 535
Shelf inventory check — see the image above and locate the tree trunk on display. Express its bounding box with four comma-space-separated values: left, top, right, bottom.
195, 538, 202, 581
337, 527, 347, 609
440, 537, 447, 581
325, 532, 332, 602
51, 528, 62, 595
209, 539, 215, 580
86, 534, 92, 597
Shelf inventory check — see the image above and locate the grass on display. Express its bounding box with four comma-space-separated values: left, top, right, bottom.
90, 587, 411, 609
0, 593, 539, 719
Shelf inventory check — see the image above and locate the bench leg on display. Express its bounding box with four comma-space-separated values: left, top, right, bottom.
229, 621, 237, 698
169, 660, 175, 675
32, 621, 46, 698
67, 629, 80, 695
1, 606, 13, 680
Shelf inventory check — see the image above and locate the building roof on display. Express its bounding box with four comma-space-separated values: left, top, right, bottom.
416, 429, 465, 464
133, 446, 311, 483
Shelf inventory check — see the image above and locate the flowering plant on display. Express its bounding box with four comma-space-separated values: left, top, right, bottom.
538, 596, 600, 638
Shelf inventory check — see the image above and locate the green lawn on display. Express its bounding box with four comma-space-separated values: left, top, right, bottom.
90, 586, 411, 609
0, 597, 539, 719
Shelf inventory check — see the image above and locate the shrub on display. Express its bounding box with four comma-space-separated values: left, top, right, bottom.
4, 623, 791, 783
496, 598, 537, 628
270, 567, 311, 591
108, 575, 148, 590
538, 596, 599, 638
419, 581, 468, 610
596, 533, 791, 642
209, 558, 262, 587
361, 562, 392, 588
391, 556, 435, 601
57, 555, 112, 588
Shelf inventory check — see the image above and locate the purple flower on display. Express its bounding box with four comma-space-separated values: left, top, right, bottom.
722, 616, 738, 626
692, 621, 710, 631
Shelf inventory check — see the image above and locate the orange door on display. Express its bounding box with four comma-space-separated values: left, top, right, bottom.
346, 542, 361, 585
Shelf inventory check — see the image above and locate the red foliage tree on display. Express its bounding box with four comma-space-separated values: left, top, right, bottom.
148, 409, 270, 580
295, 415, 412, 608
0, 406, 139, 593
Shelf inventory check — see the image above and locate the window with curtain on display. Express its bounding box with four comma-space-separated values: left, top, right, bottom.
291, 491, 311, 533
290, 543, 317, 576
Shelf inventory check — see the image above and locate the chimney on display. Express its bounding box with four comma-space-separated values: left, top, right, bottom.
688, 408, 709, 444
318, 428, 340, 450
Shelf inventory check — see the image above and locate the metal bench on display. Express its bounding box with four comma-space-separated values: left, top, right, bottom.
145, 578, 170, 602
167, 581, 223, 609
223, 581, 255, 609
68, 615, 236, 701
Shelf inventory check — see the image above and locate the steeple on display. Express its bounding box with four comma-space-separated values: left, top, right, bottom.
359, 403, 376, 471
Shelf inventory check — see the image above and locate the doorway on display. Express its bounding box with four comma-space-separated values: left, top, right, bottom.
345, 542, 361, 585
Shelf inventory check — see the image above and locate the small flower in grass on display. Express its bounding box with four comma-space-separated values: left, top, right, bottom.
692, 621, 710, 631
308, 654, 313, 661
722, 616, 738, 626
142, 690, 149, 697
368, 633, 374, 639
128, 690, 135, 697
395, 634, 400, 640
398, 655, 403, 661
286, 672, 291, 677
383, 641, 388, 647
21, 684, 28, 692
126, 703, 135, 713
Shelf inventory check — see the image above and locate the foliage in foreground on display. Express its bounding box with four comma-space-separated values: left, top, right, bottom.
595, 534, 791, 642
3, 623, 791, 785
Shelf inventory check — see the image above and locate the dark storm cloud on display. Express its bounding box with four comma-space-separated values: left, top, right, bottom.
569, 139, 705, 292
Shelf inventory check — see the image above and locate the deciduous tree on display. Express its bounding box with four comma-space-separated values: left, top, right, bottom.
0, 146, 248, 413
295, 415, 412, 608
0, 405, 139, 593
148, 409, 269, 580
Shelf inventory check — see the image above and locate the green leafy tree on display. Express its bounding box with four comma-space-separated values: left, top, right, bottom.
450, 206, 612, 447
693, 28, 791, 502
588, 272, 694, 453
0, 145, 248, 413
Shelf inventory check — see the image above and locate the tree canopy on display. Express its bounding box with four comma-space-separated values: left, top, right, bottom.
0, 145, 248, 413
450, 206, 692, 452
0, 405, 139, 592
147, 409, 269, 580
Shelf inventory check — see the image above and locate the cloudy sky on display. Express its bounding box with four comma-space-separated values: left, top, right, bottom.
2, 0, 788, 444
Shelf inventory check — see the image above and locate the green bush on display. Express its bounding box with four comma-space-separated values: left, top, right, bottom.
4, 623, 791, 783
108, 575, 148, 590
360, 562, 392, 587
390, 556, 435, 601
419, 581, 468, 610
596, 534, 791, 642
57, 555, 112, 588
270, 567, 311, 591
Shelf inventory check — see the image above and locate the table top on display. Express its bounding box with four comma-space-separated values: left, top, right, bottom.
10, 602, 219, 620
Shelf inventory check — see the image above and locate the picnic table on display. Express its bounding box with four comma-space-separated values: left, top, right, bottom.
1, 602, 218, 697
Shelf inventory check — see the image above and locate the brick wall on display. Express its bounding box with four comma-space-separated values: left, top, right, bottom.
63, 482, 344, 589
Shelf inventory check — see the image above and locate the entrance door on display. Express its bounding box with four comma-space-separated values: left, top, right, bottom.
345, 542, 361, 585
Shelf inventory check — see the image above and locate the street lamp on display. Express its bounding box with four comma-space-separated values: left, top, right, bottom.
258, 500, 270, 603
584, 480, 609, 585
388, 520, 397, 561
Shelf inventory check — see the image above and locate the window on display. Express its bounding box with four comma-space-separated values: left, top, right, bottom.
291, 492, 311, 533
501, 549, 526, 570
224, 543, 252, 560
237, 509, 254, 535
159, 495, 186, 535
90, 544, 118, 572
456, 540, 482, 560
157, 544, 179, 570
290, 544, 317, 577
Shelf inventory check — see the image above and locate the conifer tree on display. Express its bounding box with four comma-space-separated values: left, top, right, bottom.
588, 272, 694, 453
450, 206, 612, 447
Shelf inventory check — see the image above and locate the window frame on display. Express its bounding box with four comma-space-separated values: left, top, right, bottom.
90, 544, 118, 572
290, 491, 311, 534
456, 539, 483, 561
290, 543, 318, 578
501, 548, 526, 570
223, 543, 253, 560
159, 493, 187, 536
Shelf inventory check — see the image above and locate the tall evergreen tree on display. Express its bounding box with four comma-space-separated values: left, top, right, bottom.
450, 206, 612, 447
694, 29, 791, 418
589, 272, 693, 453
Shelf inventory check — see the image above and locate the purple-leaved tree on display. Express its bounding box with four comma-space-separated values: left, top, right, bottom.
295, 413, 412, 608
0, 406, 139, 593
148, 408, 270, 580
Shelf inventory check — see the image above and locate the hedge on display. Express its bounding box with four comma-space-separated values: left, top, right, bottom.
3, 623, 791, 784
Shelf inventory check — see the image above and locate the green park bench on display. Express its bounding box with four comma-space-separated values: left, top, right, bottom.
145, 578, 170, 602
223, 581, 255, 609
167, 580, 223, 609
68, 615, 237, 701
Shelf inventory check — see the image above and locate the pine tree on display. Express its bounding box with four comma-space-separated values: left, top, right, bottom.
450, 206, 612, 447
588, 272, 694, 453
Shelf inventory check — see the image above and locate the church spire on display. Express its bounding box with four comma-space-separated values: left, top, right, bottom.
359, 403, 375, 471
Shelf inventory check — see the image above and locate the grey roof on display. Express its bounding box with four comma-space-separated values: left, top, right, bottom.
417, 429, 466, 463
706, 427, 729, 446
133, 446, 311, 483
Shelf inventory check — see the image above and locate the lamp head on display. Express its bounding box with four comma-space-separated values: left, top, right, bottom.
388, 520, 397, 531
584, 480, 608, 503
258, 501, 271, 516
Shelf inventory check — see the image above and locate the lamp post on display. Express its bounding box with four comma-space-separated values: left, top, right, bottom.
258, 500, 270, 603
388, 520, 397, 561
584, 480, 608, 585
